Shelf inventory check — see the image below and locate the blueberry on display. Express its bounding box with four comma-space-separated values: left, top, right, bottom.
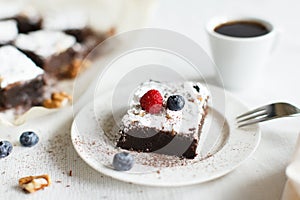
20, 131, 39, 147
112, 152, 134, 171
0, 141, 13, 158
167, 95, 185, 111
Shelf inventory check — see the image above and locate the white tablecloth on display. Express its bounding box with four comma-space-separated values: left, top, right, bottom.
1, 0, 300, 199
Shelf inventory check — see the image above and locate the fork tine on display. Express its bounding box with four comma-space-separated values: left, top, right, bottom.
236, 110, 268, 123
236, 106, 267, 119
237, 116, 270, 128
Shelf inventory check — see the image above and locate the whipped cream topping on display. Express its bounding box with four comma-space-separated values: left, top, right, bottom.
14, 30, 76, 58
121, 81, 210, 136
0, 45, 44, 89
43, 10, 88, 31
0, 20, 18, 44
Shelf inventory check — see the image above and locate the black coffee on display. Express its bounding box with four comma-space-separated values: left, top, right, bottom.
214, 21, 269, 38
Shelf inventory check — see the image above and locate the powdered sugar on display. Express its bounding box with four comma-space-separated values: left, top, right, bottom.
0, 2, 22, 20
0, 45, 44, 88
0, 20, 18, 44
14, 30, 76, 58
43, 10, 88, 31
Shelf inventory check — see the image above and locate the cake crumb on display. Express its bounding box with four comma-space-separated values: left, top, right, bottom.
19, 174, 51, 193
69, 170, 72, 177
139, 112, 146, 117
166, 113, 172, 119
107, 27, 116, 36
171, 129, 176, 136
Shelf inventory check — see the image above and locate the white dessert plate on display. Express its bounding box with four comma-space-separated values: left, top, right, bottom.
71, 85, 261, 186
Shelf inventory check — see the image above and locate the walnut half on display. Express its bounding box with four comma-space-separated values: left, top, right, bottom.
19, 174, 51, 193
43, 92, 72, 109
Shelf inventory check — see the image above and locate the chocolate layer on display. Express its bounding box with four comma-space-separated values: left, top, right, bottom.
65, 28, 108, 58
117, 128, 199, 159
0, 75, 46, 111
14, 15, 42, 33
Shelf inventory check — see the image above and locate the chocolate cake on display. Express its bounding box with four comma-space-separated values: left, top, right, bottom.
0, 45, 46, 111
14, 30, 82, 79
117, 81, 210, 159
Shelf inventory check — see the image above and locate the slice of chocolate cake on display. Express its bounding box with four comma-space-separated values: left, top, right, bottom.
0, 20, 18, 46
117, 81, 210, 159
0, 45, 46, 111
14, 30, 81, 79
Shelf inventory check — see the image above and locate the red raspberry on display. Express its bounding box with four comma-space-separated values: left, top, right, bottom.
140, 89, 163, 114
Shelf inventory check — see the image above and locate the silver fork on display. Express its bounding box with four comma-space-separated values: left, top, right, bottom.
236, 102, 300, 128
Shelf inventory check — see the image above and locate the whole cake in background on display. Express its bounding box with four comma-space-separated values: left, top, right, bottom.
0, 3, 114, 112
117, 81, 210, 159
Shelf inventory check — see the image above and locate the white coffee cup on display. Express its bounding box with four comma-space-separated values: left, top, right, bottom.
206, 16, 278, 90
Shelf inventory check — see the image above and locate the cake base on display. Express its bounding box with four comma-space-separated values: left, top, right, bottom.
0, 75, 46, 111
117, 128, 198, 159
117, 106, 208, 159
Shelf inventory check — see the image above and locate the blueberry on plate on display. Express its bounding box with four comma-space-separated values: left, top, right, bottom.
20, 131, 39, 147
167, 95, 185, 111
0, 141, 13, 158
112, 152, 134, 171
